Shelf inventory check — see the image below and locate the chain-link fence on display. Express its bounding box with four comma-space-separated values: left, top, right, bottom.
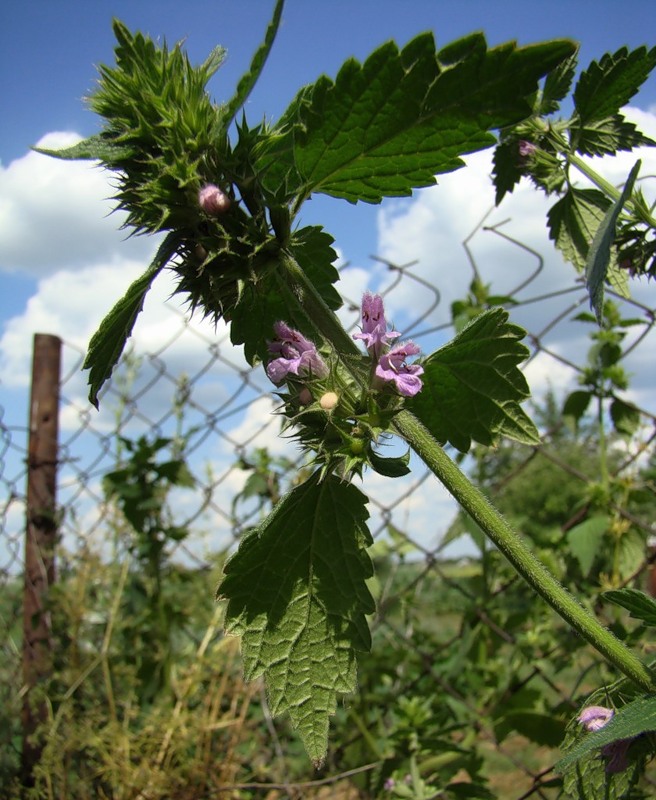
2, 205, 656, 798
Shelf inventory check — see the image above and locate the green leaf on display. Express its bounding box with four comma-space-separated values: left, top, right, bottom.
34, 133, 136, 163
408, 308, 540, 453
492, 139, 525, 206
83, 231, 179, 408
288, 226, 342, 313
575, 114, 656, 157
557, 695, 656, 772
368, 447, 411, 478
618, 529, 646, 581
566, 515, 608, 576
495, 710, 566, 747
605, 588, 656, 627
573, 46, 656, 125
218, 471, 375, 765
585, 161, 641, 323
286, 33, 575, 203
230, 278, 288, 366
547, 187, 612, 273
610, 398, 641, 436
222, 0, 284, 129
562, 390, 592, 427
229, 226, 340, 366
537, 48, 579, 114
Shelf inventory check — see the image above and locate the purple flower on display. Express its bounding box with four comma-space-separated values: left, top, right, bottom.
375, 341, 424, 397
266, 321, 328, 385
578, 705, 614, 732
577, 705, 633, 775
602, 739, 632, 774
518, 140, 537, 158
353, 292, 399, 358
198, 183, 231, 215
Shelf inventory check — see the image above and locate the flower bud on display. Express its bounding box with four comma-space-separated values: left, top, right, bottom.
518, 140, 537, 158
319, 391, 339, 411
198, 184, 231, 215
298, 387, 313, 406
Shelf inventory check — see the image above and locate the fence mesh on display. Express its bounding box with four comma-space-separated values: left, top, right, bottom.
2, 203, 656, 798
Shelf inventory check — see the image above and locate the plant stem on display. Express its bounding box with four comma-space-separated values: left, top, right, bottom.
279, 246, 655, 691
279, 249, 361, 356
393, 409, 655, 692
568, 152, 656, 228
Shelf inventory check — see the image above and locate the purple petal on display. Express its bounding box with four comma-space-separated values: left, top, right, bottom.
578, 705, 614, 732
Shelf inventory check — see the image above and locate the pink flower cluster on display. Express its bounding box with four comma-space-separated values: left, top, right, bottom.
354, 292, 423, 397
263, 293, 423, 399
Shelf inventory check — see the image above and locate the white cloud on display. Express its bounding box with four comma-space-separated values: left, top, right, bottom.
0, 132, 155, 276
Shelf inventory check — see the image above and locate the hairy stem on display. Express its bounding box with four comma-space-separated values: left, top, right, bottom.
279, 249, 361, 356
278, 247, 654, 691
393, 409, 655, 691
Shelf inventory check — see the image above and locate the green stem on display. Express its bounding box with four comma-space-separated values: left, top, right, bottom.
277, 246, 654, 691
568, 152, 656, 228
279, 249, 361, 356
392, 409, 655, 692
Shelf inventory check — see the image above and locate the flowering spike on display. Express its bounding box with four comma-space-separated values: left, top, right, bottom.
353, 291, 399, 358
266, 321, 328, 385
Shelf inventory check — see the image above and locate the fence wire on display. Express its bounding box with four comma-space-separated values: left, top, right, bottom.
2, 206, 656, 798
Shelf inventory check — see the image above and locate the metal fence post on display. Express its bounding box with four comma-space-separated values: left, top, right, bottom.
21, 333, 61, 787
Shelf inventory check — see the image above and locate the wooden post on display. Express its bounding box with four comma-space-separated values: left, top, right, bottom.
22, 333, 61, 786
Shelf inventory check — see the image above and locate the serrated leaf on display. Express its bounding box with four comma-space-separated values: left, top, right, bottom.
538, 48, 579, 114
586, 161, 641, 323
83, 231, 179, 408
573, 46, 656, 125
566, 515, 608, 576
222, 0, 284, 129
547, 187, 612, 273
230, 278, 288, 366
407, 308, 540, 453
604, 588, 656, 627
557, 695, 656, 772
218, 471, 375, 764
610, 398, 641, 436
575, 114, 656, 157
285, 33, 575, 204
33, 133, 136, 163
288, 226, 342, 312
492, 139, 525, 206
230, 226, 341, 366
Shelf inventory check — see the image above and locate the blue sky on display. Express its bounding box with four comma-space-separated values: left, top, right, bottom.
1, 1, 656, 560
2, 0, 655, 296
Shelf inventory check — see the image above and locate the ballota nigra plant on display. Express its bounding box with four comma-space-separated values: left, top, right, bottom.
40, 0, 656, 770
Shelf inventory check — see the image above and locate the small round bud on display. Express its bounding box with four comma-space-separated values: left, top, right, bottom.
319, 391, 339, 411
198, 184, 231, 215
298, 387, 313, 406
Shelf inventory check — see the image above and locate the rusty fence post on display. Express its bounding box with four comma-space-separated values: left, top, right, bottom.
21, 333, 61, 787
